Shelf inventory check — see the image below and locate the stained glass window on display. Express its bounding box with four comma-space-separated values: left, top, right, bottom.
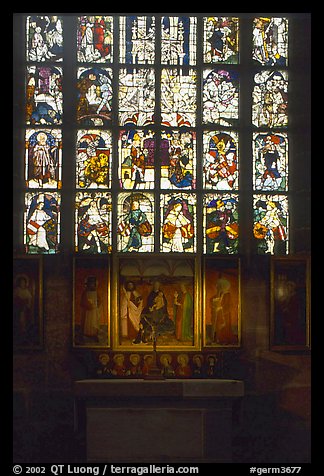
26, 66, 63, 125
117, 192, 155, 252
160, 193, 196, 253
161, 68, 197, 127
119, 68, 155, 126
203, 131, 239, 190
77, 16, 113, 63
25, 129, 62, 189
75, 192, 112, 253
253, 195, 289, 254
203, 17, 239, 64
203, 68, 239, 126
17, 14, 298, 258
26, 16, 63, 62
76, 130, 112, 189
161, 130, 196, 190
120, 16, 155, 64
119, 129, 155, 190
203, 193, 239, 254
253, 132, 288, 191
77, 67, 113, 126
252, 70, 288, 127
161, 16, 197, 65
252, 17, 288, 66
24, 192, 61, 254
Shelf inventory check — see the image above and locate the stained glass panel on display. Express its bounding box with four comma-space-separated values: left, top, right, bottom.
203, 131, 239, 190
119, 68, 155, 126
76, 130, 112, 189
252, 17, 288, 66
117, 192, 154, 252
252, 70, 288, 127
25, 129, 62, 189
161, 69, 196, 127
203, 193, 239, 254
203, 17, 239, 64
161, 16, 197, 65
119, 130, 155, 190
77, 67, 113, 127
253, 132, 288, 191
253, 194, 289, 254
26, 66, 63, 125
75, 192, 112, 253
26, 16, 63, 62
160, 193, 196, 253
203, 68, 239, 126
77, 16, 113, 63
161, 130, 196, 190
24, 192, 61, 254
119, 16, 155, 64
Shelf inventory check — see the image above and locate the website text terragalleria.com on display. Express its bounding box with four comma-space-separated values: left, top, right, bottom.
49, 465, 199, 475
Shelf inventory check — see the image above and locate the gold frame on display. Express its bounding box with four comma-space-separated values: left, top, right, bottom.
202, 256, 241, 348
270, 256, 311, 351
73, 255, 111, 349
13, 255, 43, 350
112, 254, 201, 351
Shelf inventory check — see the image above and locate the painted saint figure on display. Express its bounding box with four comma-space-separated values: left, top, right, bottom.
31, 131, 57, 186
120, 281, 143, 341
13, 275, 34, 343
80, 275, 102, 341
211, 276, 236, 345
173, 283, 193, 341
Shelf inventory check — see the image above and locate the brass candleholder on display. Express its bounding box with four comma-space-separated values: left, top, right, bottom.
143, 323, 164, 380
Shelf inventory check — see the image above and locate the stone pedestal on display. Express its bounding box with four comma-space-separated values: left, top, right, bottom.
73, 379, 244, 463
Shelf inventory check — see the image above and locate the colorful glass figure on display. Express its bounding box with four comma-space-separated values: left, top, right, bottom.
252, 70, 288, 127
117, 193, 154, 252
119, 68, 155, 126
203, 68, 239, 126
253, 194, 289, 254
120, 16, 155, 64
161, 130, 196, 190
203, 17, 239, 64
161, 69, 196, 127
26, 66, 63, 125
75, 192, 112, 253
26, 16, 63, 62
161, 16, 197, 65
77, 16, 113, 63
76, 130, 112, 189
253, 133, 288, 191
119, 130, 155, 190
25, 129, 62, 189
161, 194, 196, 253
252, 17, 288, 66
203, 131, 238, 190
24, 192, 61, 254
203, 193, 239, 254
77, 67, 113, 127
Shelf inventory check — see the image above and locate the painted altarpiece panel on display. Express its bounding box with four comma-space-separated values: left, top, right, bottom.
203, 257, 241, 348
270, 257, 310, 351
112, 256, 201, 351
13, 256, 43, 350
73, 256, 110, 348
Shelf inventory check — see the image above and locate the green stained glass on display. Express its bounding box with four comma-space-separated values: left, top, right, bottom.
117, 192, 155, 252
